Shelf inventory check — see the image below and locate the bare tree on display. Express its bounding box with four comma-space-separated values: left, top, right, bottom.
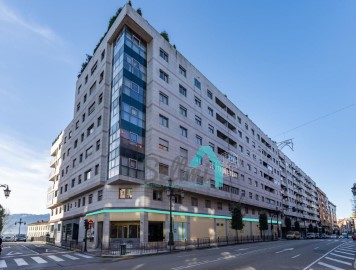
0, 205, 11, 235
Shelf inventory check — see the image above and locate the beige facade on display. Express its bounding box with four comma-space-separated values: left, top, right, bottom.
47, 3, 329, 247
27, 221, 50, 238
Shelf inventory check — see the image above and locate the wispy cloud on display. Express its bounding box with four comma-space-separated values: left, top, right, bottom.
0, 1, 58, 43
0, 132, 50, 214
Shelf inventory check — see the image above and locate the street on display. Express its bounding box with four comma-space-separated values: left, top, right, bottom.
0, 239, 355, 269
0, 242, 101, 269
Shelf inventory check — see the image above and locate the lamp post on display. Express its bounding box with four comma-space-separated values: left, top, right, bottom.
0, 184, 11, 198
15, 218, 26, 235
166, 178, 184, 252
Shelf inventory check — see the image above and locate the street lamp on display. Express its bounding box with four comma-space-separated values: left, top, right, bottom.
167, 178, 184, 252
15, 218, 26, 235
0, 184, 11, 198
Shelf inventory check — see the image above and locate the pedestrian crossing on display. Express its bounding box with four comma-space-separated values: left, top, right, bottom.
0, 253, 93, 268
309, 243, 356, 270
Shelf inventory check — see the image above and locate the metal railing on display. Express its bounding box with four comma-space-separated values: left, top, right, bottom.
60, 240, 83, 251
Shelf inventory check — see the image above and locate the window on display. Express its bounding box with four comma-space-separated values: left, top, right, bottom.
79, 153, 83, 162
208, 107, 213, 116
91, 61, 98, 75
99, 71, 104, 83
96, 139, 101, 151
237, 117, 242, 124
84, 94, 87, 103
129, 159, 137, 169
82, 196, 86, 206
159, 69, 169, 83
246, 136, 249, 143
95, 164, 99, 175
179, 65, 186, 77
180, 147, 188, 159
159, 92, 168, 105
180, 126, 187, 137
89, 82, 96, 95
159, 138, 169, 151
197, 175, 203, 185
64, 184, 68, 192
208, 124, 214, 134
194, 96, 201, 107
77, 102, 80, 112
98, 190, 103, 201
205, 200, 211, 208
159, 163, 169, 175
191, 197, 198, 206
241, 190, 245, 197
179, 85, 187, 96
179, 105, 187, 117
238, 130, 242, 138
101, 50, 105, 61
72, 159, 77, 168
88, 102, 95, 115
160, 48, 168, 62
209, 142, 215, 151
249, 192, 253, 199
174, 194, 182, 204
76, 121, 79, 129
194, 78, 201, 89
89, 194, 93, 204
78, 175, 82, 184
195, 115, 202, 126
84, 169, 91, 180
245, 123, 249, 130
119, 188, 133, 199
97, 116, 102, 127
85, 75, 88, 84
71, 179, 75, 188
217, 202, 223, 210
159, 115, 169, 127
153, 190, 162, 201
195, 135, 202, 145
86, 146, 93, 158
74, 139, 78, 148
82, 113, 85, 122
207, 90, 213, 99
87, 124, 94, 137
78, 198, 81, 208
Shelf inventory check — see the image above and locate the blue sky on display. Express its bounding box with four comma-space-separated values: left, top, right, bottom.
0, 0, 355, 217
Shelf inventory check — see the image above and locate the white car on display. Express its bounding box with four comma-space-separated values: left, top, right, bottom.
330, 234, 337, 239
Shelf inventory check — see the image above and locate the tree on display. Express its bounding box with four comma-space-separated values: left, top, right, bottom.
259, 213, 268, 239
285, 217, 292, 232
230, 205, 244, 239
0, 205, 10, 234
313, 226, 318, 234
160, 31, 170, 42
308, 224, 314, 233
294, 221, 300, 231
136, 8, 142, 16
321, 227, 326, 234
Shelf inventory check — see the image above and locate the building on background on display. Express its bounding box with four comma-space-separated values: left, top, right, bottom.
47, 3, 334, 248
27, 220, 50, 238
337, 218, 354, 234
316, 187, 331, 233
328, 201, 337, 233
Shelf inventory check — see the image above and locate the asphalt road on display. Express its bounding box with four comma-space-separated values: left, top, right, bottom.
1, 239, 355, 270
0, 242, 101, 269
60, 239, 356, 270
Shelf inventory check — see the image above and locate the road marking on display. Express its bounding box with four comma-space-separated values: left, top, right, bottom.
22, 245, 39, 255
338, 247, 356, 252
177, 254, 196, 258
31, 257, 47, 264
292, 254, 300, 259
325, 257, 352, 266
6, 251, 23, 256
14, 258, 28, 266
62, 254, 79, 260
275, 248, 294, 254
334, 250, 355, 256
236, 248, 250, 251
313, 247, 319, 250
317, 262, 345, 270
302, 243, 345, 270
0, 260, 7, 268
74, 253, 93, 258
329, 253, 354, 260
48, 255, 64, 262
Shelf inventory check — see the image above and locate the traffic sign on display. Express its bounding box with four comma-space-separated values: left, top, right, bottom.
88, 220, 94, 225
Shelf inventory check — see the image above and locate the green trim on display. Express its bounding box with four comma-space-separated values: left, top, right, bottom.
85, 209, 281, 224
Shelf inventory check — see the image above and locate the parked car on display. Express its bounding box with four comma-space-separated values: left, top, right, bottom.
330, 234, 337, 239
352, 234, 356, 240
320, 234, 327, 239
306, 233, 316, 239
286, 231, 301, 240
3, 236, 13, 242
14, 234, 27, 242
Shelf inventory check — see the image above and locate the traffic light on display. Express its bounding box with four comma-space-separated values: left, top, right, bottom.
84, 219, 89, 230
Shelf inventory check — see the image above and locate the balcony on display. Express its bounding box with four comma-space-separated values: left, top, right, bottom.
50, 157, 57, 168
49, 171, 57, 181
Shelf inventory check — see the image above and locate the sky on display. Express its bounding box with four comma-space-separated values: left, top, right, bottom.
0, 0, 355, 218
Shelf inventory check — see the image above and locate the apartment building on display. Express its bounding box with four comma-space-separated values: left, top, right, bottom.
316, 187, 331, 232
328, 201, 337, 232
47, 3, 326, 247
278, 151, 319, 235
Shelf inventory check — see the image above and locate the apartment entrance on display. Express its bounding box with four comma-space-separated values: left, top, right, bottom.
148, 221, 164, 242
